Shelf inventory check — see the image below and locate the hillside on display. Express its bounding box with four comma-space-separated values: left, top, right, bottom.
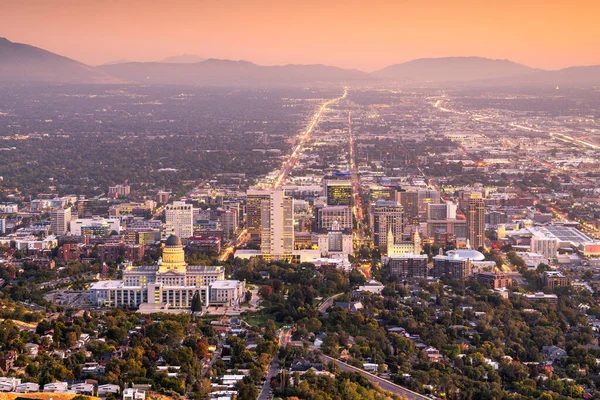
374, 56, 535, 82
0, 38, 119, 84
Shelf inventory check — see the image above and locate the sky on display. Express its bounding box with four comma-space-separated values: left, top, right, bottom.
0, 0, 598, 71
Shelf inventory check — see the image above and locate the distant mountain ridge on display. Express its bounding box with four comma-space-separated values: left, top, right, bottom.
158, 54, 205, 63
374, 57, 537, 82
0, 37, 119, 83
98, 59, 369, 84
1, 37, 599, 86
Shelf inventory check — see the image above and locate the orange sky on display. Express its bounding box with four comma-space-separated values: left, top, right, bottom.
0, 0, 598, 71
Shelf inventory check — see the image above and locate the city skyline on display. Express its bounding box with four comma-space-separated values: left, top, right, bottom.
1, 0, 599, 71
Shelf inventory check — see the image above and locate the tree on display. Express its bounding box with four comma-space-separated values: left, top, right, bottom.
191, 292, 203, 312
259, 285, 273, 299
245, 290, 252, 303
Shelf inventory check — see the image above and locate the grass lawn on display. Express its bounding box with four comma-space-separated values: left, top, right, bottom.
243, 313, 283, 328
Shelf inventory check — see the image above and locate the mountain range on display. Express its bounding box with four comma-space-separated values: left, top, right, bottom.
1, 37, 599, 86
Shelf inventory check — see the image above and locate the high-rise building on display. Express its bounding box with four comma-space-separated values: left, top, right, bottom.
50, 207, 71, 235
260, 190, 294, 257
396, 191, 419, 223
467, 193, 485, 250
0, 218, 5, 234
316, 205, 353, 232
219, 209, 238, 238
418, 189, 441, 218
246, 189, 271, 243
325, 180, 352, 206
372, 200, 404, 249
427, 201, 457, 220
165, 201, 193, 241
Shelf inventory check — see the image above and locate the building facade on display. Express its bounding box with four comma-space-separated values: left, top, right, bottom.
467, 193, 485, 250
165, 201, 193, 241
89, 235, 245, 310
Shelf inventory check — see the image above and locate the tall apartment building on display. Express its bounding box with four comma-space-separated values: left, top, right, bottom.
0, 218, 5, 234
50, 207, 72, 235
396, 191, 419, 222
246, 190, 271, 244
260, 190, 294, 257
317, 205, 353, 231
432, 254, 473, 280
372, 200, 404, 249
165, 201, 193, 241
467, 193, 485, 250
388, 254, 429, 279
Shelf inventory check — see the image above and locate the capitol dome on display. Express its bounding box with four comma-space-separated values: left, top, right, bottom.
165, 234, 182, 247
447, 249, 486, 261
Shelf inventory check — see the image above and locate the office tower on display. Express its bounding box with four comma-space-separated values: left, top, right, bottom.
372, 200, 404, 249
165, 201, 193, 241
396, 191, 419, 222
317, 205, 353, 231
246, 189, 271, 243
50, 207, 71, 235
427, 201, 457, 220
325, 180, 352, 206
467, 193, 485, 250
260, 190, 294, 257
418, 189, 441, 218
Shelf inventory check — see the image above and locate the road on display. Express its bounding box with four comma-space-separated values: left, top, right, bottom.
320, 355, 429, 400
317, 293, 343, 314
218, 229, 248, 261
273, 87, 348, 188
347, 110, 368, 247
257, 356, 280, 400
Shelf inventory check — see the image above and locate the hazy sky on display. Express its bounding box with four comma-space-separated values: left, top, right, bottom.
1, 0, 598, 71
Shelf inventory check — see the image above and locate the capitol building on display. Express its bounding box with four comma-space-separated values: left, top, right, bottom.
90, 235, 245, 312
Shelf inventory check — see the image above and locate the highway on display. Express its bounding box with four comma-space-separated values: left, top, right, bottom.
319, 355, 429, 400
273, 87, 348, 188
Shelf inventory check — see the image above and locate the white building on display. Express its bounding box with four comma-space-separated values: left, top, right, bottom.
0, 203, 18, 213
123, 388, 146, 400
317, 221, 352, 257
260, 190, 294, 258
16, 382, 39, 393
0, 377, 21, 392
71, 217, 121, 236
98, 384, 120, 397
165, 201, 194, 241
43, 381, 68, 392
109, 184, 131, 197
89, 235, 245, 310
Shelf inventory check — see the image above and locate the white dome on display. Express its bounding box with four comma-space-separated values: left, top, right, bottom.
447, 249, 486, 261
